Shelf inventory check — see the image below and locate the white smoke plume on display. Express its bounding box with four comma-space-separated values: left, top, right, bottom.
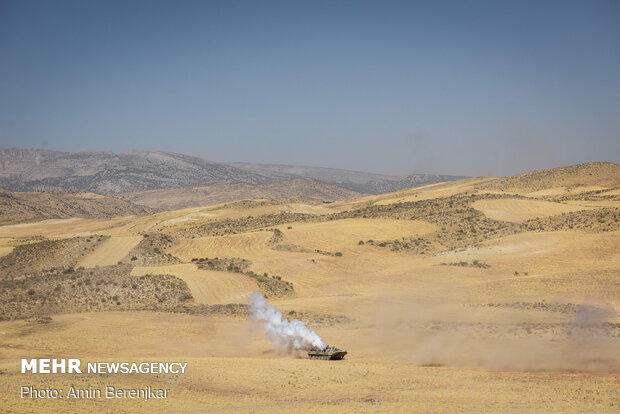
249, 292, 326, 352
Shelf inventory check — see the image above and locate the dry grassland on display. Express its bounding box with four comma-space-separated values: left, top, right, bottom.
78, 236, 143, 267
0, 312, 618, 413
131, 263, 258, 304
471, 198, 588, 222
0, 162, 618, 412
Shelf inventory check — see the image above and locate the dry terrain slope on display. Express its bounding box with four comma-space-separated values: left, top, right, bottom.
0, 190, 154, 225
117, 178, 364, 210
0, 161, 618, 413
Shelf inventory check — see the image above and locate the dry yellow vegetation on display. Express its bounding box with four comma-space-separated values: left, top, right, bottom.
334, 176, 496, 209
525, 185, 608, 198
273, 218, 437, 251
0, 243, 13, 258
117, 178, 364, 210
0, 311, 618, 413
131, 263, 258, 304
471, 198, 588, 222
0, 162, 618, 413
78, 236, 143, 267
476, 161, 620, 192
170, 231, 274, 262
0, 190, 153, 226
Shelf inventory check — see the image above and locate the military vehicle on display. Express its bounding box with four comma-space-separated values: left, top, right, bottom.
307, 345, 347, 360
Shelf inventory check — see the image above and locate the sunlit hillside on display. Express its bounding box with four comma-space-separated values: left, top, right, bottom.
1, 162, 618, 412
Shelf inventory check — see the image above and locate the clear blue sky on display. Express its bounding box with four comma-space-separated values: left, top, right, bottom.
0, 0, 618, 176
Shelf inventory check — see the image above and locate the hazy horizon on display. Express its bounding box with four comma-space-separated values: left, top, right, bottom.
2, 145, 618, 179
1, 0, 619, 177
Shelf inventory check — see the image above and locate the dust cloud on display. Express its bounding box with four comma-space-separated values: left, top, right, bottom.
363, 296, 619, 371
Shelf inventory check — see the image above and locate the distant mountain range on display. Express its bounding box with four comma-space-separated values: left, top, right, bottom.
0, 148, 465, 195
229, 162, 465, 194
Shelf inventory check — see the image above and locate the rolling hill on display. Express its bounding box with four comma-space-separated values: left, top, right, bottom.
0, 190, 155, 226
0, 160, 618, 412
116, 178, 364, 210
476, 161, 620, 192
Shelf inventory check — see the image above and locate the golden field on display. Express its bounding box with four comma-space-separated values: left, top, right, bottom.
0, 162, 618, 412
